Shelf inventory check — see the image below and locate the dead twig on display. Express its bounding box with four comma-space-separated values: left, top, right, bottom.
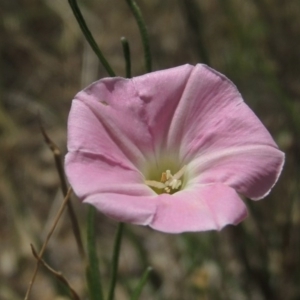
38, 117, 85, 260
24, 188, 72, 300
31, 244, 81, 300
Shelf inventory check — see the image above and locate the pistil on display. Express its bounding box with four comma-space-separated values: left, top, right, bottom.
145, 165, 186, 194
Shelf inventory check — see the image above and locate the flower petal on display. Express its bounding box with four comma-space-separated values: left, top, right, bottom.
188, 145, 284, 200
131, 64, 194, 155
65, 151, 153, 198
165, 64, 280, 158
68, 78, 155, 167
83, 182, 247, 233
84, 193, 158, 225
68, 64, 194, 166
65, 65, 198, 209
162, 64, 284, 199
150, 183, 248, 233
67, 98, 140, 168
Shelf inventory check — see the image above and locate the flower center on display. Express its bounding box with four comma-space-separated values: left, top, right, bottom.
145, 165, 186, 194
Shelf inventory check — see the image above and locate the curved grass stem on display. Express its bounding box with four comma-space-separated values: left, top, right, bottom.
107, 223, 124, 300
86, 206, 104, 300
121, 37, 132, 78
24, 188, 72, 300
130, 267, 153, 300
125, 0, 152, 73
68, 0, 115, 77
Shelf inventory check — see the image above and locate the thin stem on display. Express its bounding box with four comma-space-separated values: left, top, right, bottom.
125, 0, 152, 73
107, 223, 124, 300
180, 0, 210, 65
125, 228, 162, 290
31, 245, 81, 300
24, 188, 72, 300
39, 119, 85, 261
130, 267, 153, 300
86, 206, 104, 300
121, 37, 132, 78
68, 0, 115, 77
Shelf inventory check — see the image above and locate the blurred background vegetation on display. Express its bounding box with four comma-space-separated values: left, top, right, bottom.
1, 0, 300, 299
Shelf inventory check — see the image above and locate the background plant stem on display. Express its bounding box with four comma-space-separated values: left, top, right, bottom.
107, 223, 124, 300
130, 267, 152, 300
86, 206, 104, 300
121, 37, 132, 78
68, 0, 115, 76
125, 0, 152, 73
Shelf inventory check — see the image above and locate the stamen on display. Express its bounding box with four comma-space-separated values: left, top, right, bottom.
145, 165, 186, 194
166, 170, 172, 180
144, 180, 166, 189
160, 172, 167, 183
164, 187, 171, 193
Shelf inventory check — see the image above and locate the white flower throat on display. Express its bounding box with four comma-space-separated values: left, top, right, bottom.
145, 165, 186, 194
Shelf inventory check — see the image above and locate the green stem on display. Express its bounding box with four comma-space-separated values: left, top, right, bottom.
86, 206, 104, 300
107, 223, 124, 300
125, 0, 152, 73
121, 37, 132, 78
68, 0, 115, 77
180, 0, 210, 65
125, 228, 162, 290
130, 267, 153, 300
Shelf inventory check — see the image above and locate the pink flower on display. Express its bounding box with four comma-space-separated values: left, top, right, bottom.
65, 64, 284, 233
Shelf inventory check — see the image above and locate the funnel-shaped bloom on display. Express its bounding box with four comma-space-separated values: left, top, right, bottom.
65, 64, 284, 233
